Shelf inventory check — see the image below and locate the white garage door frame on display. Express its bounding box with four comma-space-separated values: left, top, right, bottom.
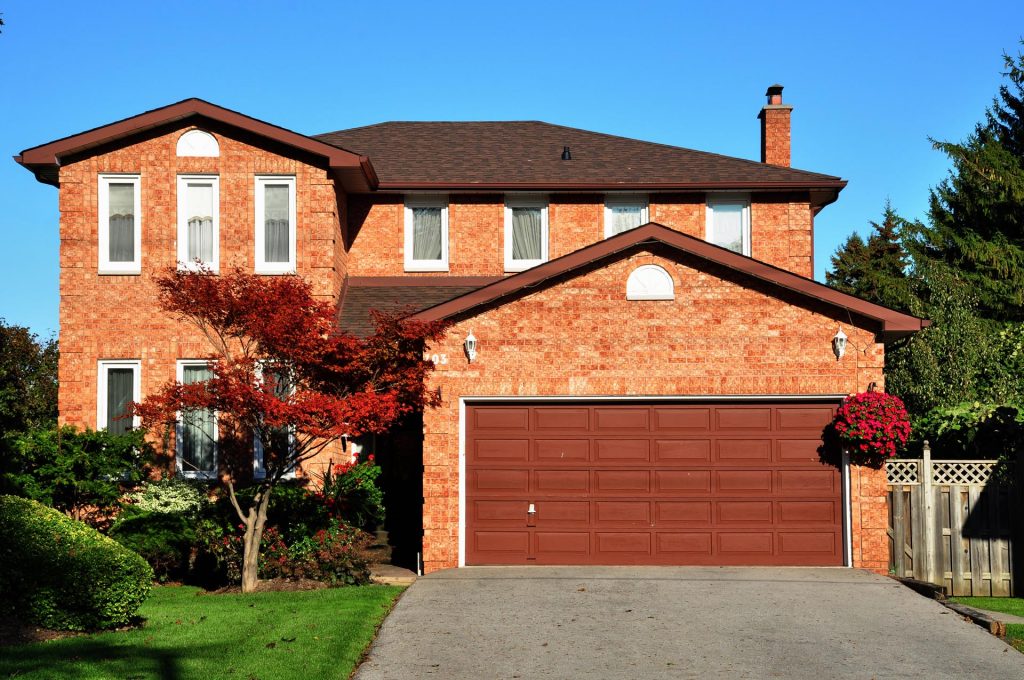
456, 395, 854, 568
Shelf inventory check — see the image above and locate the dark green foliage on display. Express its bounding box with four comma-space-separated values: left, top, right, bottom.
923, 47, 1024, 321
2, 426, 152, 524
0, 320, 57, 471
0, 495, 153, 630
108, 507, 198, 582
316, 460, 385, 531
912, 402, 1024, 460
826, 203, 915, 313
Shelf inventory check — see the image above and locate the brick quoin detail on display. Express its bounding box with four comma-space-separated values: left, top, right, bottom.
419, 250, 886, 573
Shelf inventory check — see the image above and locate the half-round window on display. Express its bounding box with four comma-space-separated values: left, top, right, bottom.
626, 264, 674, 300
176, 129, 220, 157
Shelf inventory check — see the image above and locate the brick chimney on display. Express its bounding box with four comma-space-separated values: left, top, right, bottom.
758, 84, 792, 166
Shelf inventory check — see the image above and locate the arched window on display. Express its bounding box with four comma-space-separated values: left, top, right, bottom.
626, 264, 674, 300
176, 129, 220, 157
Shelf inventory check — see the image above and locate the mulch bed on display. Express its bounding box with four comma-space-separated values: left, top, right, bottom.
209, 578, 329, 594
0, 617, 83, 647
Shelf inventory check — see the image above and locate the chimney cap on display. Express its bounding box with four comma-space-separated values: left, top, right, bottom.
765, 84, 784, 97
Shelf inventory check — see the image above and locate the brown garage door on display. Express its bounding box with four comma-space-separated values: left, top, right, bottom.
465, 402, 843, 566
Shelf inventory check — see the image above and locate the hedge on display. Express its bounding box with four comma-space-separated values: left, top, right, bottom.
0, 495, 153, 630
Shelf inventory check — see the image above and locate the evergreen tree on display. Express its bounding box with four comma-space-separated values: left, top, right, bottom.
925, 46, 1024, 320
826, 202, 914, 312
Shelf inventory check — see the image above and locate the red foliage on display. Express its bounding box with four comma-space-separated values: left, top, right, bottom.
833, 391, 912, 461
133, 266, 446, 480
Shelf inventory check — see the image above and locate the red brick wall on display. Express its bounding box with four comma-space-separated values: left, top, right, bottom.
347, 194, 816, 277
57, 126, 345, 450
760, 106, 792, 167
418, 249, 885, 572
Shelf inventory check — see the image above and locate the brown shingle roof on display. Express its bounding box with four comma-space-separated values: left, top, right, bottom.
338, 277, 500, 337
313, 121, 844, 190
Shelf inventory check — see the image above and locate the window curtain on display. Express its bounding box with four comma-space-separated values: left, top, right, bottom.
512, 207, 542, 260
264, 184, 290, 263
106, 368, 134, 434
257, 370, 292, 472
610, 205, 643, 235
711, 203, 744, 253
186, 183, 215, 263
108, 183, 135, 262
181, 365, 215, 473
412, 207, 443, 260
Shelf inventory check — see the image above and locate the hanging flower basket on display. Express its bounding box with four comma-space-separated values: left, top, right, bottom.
833, 391, 911, 466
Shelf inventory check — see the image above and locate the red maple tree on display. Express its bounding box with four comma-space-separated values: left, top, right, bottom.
134, 267, 444, 592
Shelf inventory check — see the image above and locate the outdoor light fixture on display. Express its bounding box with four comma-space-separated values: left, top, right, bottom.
464, 330, 478, 363
832, 326, 848, 361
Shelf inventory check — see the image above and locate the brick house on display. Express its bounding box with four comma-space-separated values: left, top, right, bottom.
16, 86, 925, 574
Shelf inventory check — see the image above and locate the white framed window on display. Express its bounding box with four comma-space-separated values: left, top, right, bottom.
97, 360, 140, 434
177, 175, 220, 271
255, 176, 297, 274
706, 196, 751, 256
504, 196, 549, 272
253, 365, 296, 480
98, 175, 141, 274
176, 360, 217, 479
604, 194, 649, 238
403, 196, 449, 272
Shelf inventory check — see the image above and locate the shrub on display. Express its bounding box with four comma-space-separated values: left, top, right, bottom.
126, 477, 209, 515
316, 458, 384, 531
913, 402, 1024, 460
2, 426, 152, 525
108, 507, 198, 582
0, 495, 152, 630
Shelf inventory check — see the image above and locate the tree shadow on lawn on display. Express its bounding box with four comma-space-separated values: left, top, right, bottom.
0, 638, 223, 680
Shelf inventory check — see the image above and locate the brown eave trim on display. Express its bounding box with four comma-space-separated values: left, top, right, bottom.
409, 222, 926, 335
376, 180, 847, 192
347, 276, 502, 287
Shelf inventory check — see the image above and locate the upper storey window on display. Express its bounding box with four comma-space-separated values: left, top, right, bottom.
177, 175, 220, 271
504, 196, 549, 272
404, 196, 449, 272
706, 196, 751, 256
98, 175, 141, 274
255, 176, 296, 274
176, 129, 220, 157
604, 195, 649, 238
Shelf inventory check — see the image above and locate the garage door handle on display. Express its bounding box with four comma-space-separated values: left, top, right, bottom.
527, 503, 536, 527
528, 503, 536, 514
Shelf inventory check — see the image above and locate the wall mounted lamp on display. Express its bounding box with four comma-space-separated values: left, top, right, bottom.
464, 330, 478, 363
832, 326, 848, 361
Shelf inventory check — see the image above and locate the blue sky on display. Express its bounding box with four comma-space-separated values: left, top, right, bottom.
1, 1, 1022, 337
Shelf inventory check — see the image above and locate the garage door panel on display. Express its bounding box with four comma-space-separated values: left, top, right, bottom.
594, 408, 649, 430
716, 469, 773, 493
594, 439, 650, 463
473, 407, 530, 431
655, 501, 712, 524
534, 408, 590, 431
465, 402, 843, 567
594, 470, 650, 494
472, 439, 530, 463
652, 408, 711, 431
470, 469, 529, 494
595, 501, 651, 525
535, 439, 590, 463
535, 469, 589, 494
654, 439, 711, 463
716, 407, 772, 431
716, 439, 772, 463
655, 470, 711, 493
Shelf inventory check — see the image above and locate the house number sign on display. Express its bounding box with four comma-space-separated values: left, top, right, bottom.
424, 353, 448, 365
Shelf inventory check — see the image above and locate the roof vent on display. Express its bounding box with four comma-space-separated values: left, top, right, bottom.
561, 146, 571, 161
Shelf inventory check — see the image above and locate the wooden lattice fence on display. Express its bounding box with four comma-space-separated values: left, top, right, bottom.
887, 448, 1019, 596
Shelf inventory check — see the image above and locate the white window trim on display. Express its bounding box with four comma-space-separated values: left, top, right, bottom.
97, 174, 142, 275
603, 194, 649, 239
504, 196, 549, 273
253, 362, 296, 480
177, 175, 220, 272
175, 359, 218, 480
255, 175, 297, 275
97, 360, 141, 431
705, 195, 752, 256
403, 195, 449, 272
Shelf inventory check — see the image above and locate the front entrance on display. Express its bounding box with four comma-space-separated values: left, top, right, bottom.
464, 401, 843, 566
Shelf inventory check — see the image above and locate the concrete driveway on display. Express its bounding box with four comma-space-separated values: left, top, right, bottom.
355, 567, 1024, 679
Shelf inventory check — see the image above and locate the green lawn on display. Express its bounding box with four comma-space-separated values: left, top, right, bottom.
949, 597, 1024, 652
0, 584, 405, 680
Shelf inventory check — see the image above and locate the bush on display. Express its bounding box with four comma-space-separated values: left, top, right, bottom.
1, 426, 152, 525
108, 507, 198, 582
126, 477, 209, 515
913, 402, 1024, 460
0, 495, 152, 630
316, 458, 384, 531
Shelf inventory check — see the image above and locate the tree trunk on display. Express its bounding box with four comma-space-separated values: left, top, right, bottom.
238, 486, 273, 593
